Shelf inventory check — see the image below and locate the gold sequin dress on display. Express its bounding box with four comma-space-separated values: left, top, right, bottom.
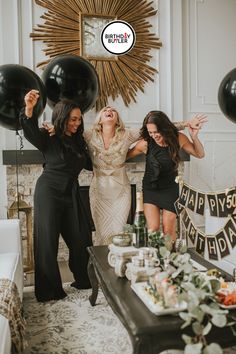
84, 128, 139, 245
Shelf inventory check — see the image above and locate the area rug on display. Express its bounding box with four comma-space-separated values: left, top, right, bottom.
23, 285, 131, 354
23, 285, 236, 354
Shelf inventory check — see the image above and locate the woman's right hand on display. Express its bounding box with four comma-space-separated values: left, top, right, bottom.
24, 90, 39, 118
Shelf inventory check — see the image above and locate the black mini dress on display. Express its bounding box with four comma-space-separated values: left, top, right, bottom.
142, 139, 179, 214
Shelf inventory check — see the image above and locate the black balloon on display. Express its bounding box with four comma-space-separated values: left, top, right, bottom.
0, 64, 47, 130
42, 54, 99, 113
218, 68, 236, 124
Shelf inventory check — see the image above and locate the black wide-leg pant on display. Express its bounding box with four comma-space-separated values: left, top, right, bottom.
33, 176, 92, 302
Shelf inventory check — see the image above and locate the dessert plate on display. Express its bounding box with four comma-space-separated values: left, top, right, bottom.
131, 282, 187, 315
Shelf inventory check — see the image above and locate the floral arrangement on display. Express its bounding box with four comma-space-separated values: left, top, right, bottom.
145, 231, 236, 354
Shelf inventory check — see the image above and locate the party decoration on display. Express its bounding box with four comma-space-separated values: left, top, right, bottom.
218, 67, 236, 123
0, 64, 46, 131
175, 182, 236, 260
30, 0, 162, 110
42, 55, 99, 113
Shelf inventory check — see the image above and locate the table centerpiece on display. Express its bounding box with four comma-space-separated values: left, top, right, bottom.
139, 231, 236, 354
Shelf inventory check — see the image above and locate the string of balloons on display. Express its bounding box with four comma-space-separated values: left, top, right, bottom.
0, 54, 99, 131
0, 55, 235, 129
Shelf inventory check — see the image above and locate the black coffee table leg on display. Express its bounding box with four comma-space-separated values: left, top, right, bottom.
87, 256, 99, 306
132, 335, 156, 354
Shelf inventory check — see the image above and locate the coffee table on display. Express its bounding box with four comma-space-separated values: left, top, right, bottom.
87, 246, 236, 354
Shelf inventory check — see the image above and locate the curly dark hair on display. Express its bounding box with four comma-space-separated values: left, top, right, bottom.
140, 110, 180, 169
51, 99, 88, 158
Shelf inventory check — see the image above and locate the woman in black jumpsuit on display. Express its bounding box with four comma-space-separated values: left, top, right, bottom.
20, 90, 93, 302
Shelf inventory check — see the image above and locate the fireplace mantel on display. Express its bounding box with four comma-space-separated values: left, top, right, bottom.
2, 149, 190, 165
2, 150, 44, 165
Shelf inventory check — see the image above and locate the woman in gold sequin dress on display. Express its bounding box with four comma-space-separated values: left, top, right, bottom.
84, 107, 139, 245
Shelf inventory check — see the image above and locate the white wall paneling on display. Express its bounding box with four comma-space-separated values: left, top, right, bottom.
182, 0, 236, 190
168, 0, 184, 120
0, 0, 23, 217
158, 0, 172, 117
184, 0, 236, 114
189, 134, 236, 190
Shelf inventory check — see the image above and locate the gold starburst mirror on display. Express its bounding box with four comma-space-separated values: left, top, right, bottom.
30, 0, 162, 110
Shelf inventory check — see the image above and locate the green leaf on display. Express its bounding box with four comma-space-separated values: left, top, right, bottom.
191, 307, 205, 323
187, 292, 200, 308
182, 282, 196, 291
182, 334, 192, 344
203, 343, 223, 354
211, 314, 227, 328
200, 304, 216, 316
179, 312, 191, 321
184, 343, 202, 354
209, 278, 221, 293
183, 263, 193, 273
159, 246, 170, 258
192, 321, 203, 335
203, 322, 212, 335
181, 319, 192, 329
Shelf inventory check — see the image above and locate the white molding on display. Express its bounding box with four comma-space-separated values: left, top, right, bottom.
0, 1, 3, 64
29, 0, 35, 69
158, 0, 172, 116
194, 0, 218, 107
16, 0, 23, 64
170, 0, 184, 120
189, 138, 236, 190
187, 0, 236, 114
199, 131, 236, 136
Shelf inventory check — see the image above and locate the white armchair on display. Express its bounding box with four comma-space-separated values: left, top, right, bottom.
0, 219, 24, 354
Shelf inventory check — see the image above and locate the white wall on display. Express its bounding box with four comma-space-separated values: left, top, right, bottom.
182, 0, 236, 192
181, 0, 236, 274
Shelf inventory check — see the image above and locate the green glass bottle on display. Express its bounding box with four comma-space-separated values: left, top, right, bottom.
133, 192, 147, 247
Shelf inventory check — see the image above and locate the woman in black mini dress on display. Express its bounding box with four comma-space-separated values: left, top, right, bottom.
20, 89, 93, 302
127, 110, 205, 243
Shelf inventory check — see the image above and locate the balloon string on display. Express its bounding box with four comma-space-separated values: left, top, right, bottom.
17, 131, 24, 150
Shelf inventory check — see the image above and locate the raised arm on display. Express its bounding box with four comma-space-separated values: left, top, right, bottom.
20, 90, 48, 151
178, 128, 205, 158
126, 139, 147, 159
174, 114, 208, 131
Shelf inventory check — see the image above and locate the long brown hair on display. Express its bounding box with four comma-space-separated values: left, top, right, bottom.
51, 99, 88, 158
140, 110, 180, 169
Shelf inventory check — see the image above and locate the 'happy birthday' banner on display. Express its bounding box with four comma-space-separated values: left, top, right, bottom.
175, 183, 236, 260
176, 183, 236, 217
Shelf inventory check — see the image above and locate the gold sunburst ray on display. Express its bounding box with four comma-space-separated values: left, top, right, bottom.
31, 0, 162, 110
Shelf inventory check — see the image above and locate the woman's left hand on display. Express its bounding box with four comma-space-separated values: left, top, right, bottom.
188, 114, 208, 129
42, 122, 55, 136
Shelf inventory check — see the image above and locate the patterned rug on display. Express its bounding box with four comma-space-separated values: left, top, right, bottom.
23, 285, 236, 354
23, 285, 131, 354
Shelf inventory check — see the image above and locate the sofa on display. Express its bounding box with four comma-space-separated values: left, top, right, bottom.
0, 219, 24, 354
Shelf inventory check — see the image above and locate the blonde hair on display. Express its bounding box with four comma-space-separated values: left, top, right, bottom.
93, 106, 126, 136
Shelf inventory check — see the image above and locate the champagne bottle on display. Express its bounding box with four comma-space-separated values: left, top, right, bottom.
133, 192, 147, 248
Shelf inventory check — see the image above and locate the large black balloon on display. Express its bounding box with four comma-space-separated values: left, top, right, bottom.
0, 64, 47, 130
218, 68, 236, 124
42, 54, 99, 113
